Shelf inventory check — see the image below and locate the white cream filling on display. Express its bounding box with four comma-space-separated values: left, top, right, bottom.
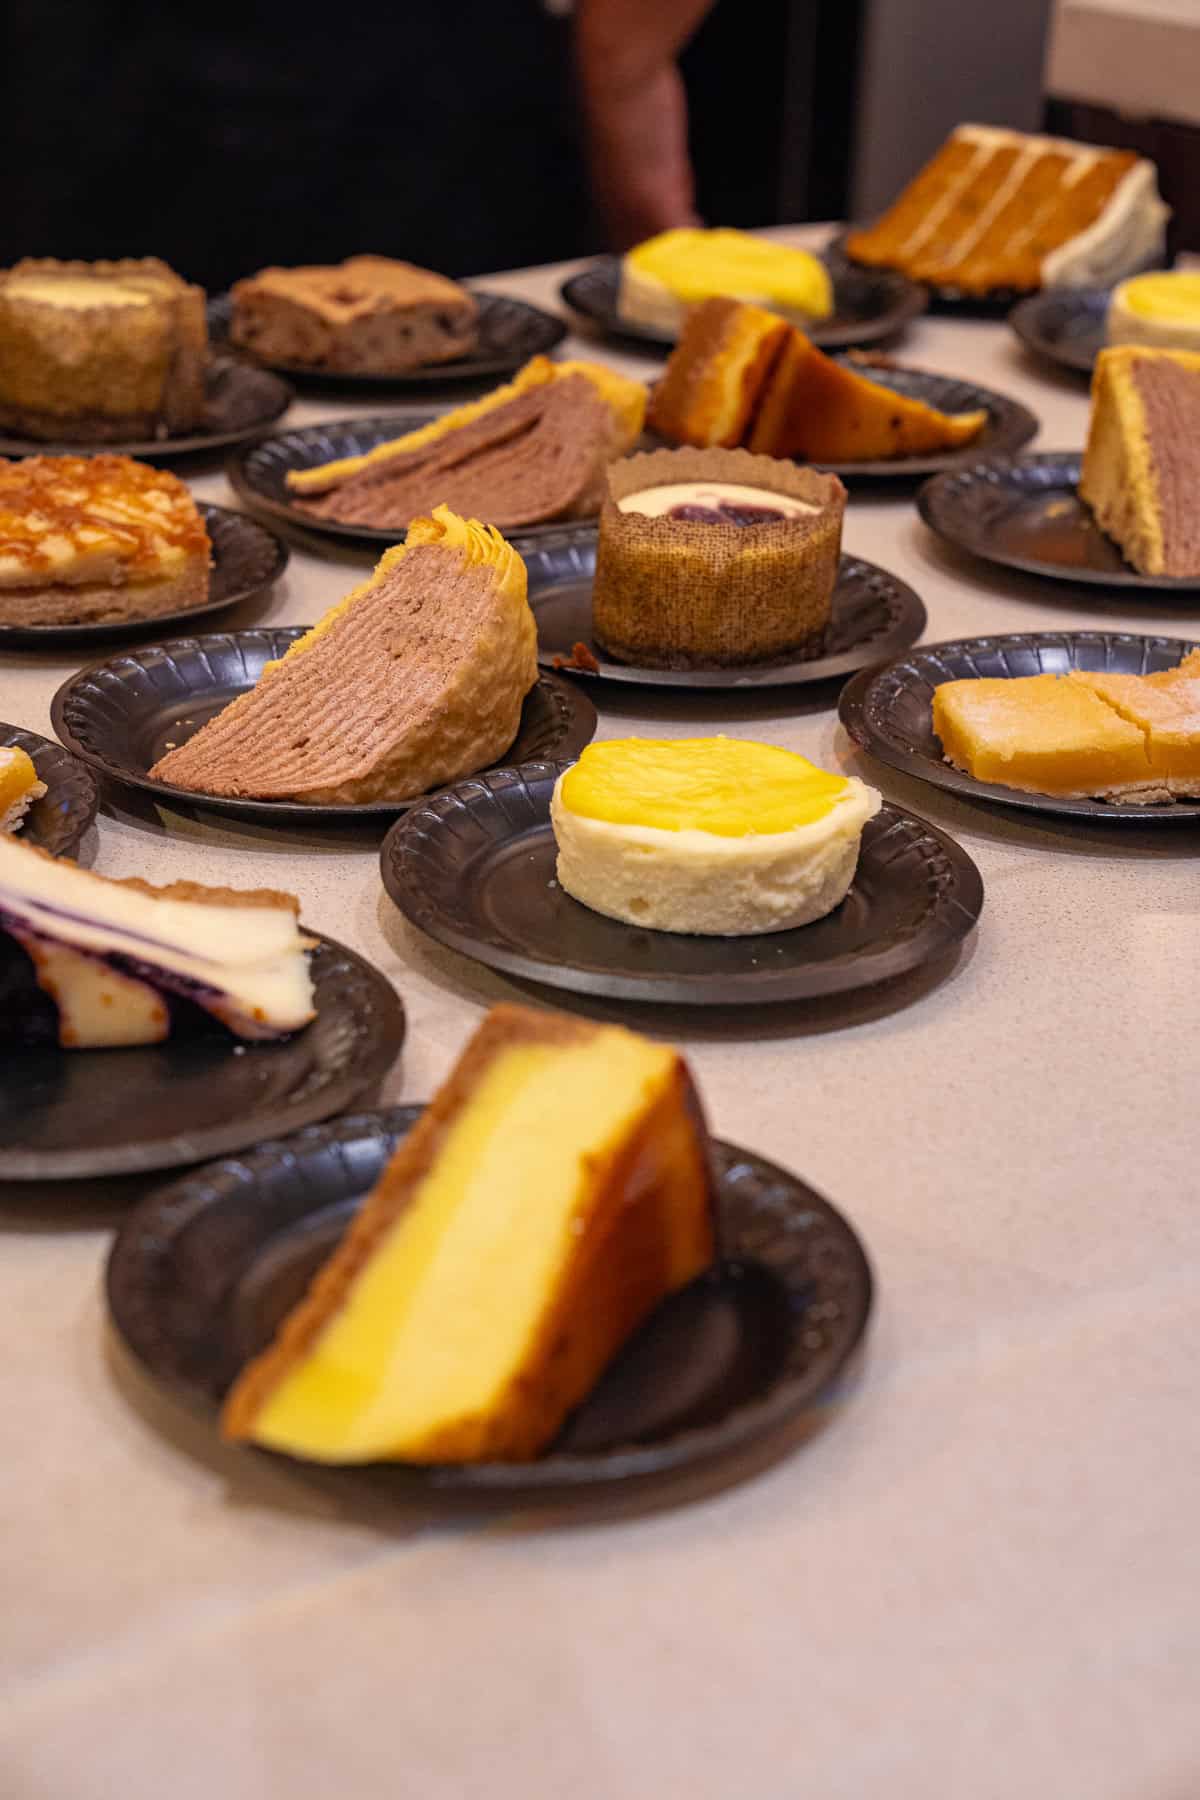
617, 482, 818, 519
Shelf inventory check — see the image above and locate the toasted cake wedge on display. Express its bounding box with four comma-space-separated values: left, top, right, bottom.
0, 454, 211, 627
221, 1004, 716, 1463
648, 299, 790, 448
150, 507, 537, 804
0, 835, 314, 1048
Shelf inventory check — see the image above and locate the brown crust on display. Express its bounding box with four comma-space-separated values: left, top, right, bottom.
0, 556, 210, 628
593, 447, 846, 667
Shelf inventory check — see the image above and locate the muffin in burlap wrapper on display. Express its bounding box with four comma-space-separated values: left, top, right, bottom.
592, 447, 846, 668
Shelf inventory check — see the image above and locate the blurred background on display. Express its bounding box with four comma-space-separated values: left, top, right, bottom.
0, 0, 1193, 288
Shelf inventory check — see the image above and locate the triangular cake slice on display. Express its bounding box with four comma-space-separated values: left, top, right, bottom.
1079, 347, 1200, 578
747, 334, 986, 461
150, 507, 537, 803
648, 299, 791, 448
0, 835, 314, 1047
222, 1004, 717, 1463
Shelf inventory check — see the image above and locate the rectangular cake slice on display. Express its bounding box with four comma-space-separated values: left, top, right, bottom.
222, 1004, 716, 1463
1072, 671, 1200, 794
229, 255, 479, 373
0, 836, 314, 1047
931, 672, 1158, 799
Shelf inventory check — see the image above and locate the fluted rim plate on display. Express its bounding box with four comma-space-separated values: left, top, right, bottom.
0, 357, 292, 459
1008, 288, 1108, 375
105, 1105, 873, 1491
0, 720, 98, 856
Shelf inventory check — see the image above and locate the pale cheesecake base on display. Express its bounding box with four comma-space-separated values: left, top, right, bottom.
551, 777, 880, 936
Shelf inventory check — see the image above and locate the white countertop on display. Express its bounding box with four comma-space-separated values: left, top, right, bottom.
3, 230, 1199, 1799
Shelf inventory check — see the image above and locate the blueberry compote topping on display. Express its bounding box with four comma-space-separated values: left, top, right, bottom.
667, 501, 785, 526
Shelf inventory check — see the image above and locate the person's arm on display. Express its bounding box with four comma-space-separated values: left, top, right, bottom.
574, 0, 715, 249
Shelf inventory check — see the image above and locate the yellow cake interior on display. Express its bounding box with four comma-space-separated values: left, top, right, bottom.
234, 1023, 706, 1462
624, 229, 833, 319
1073, 671, 1200, 785
560, 738, 852, 836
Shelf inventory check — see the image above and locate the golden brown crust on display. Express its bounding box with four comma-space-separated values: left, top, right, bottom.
648, 298, 790, 447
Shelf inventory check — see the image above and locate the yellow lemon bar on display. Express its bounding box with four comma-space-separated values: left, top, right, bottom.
1072, 670, 1200, 794
932, 673, 1157, 799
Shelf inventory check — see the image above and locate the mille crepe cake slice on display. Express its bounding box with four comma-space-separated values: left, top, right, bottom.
150, 507, 536, 804
1079, 347, 1200, 579
221, 1003, 716, 1463
0, 747, 46, 833
0, 454, 211, 627
0, 835, 314, 1048
229, 255, 478, 373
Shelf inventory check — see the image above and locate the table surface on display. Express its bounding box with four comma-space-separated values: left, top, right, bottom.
3, 229, 1198, 1800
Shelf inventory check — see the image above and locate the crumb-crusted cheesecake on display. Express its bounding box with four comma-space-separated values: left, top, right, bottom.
150, 506, 536, 803
0, 835, 315, 1048
552, 738, 881, 934
618, 227, 833, 335
591, 446, 845, 667
221, 1003, 716, 1463
648, 298, 986, 461
0, 257, 207, 440
1080, 346, 1200, 578
286, 355, 646, 531
932, 667, 1200, 802
844, 125, 1169, 292
0, 454, 212, 627
229, 254, 479, 373
1107, 273, 1200, 354
0, 747, 46, 834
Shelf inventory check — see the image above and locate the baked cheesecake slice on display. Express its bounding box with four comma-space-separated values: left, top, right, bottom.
150, 507, 536, 803
222, 1004, 716, 1463
1079, 347, 1200, 578
552, 738, 879, 934
0, 454, 211, 627
0, 257, 207, 440
618, 228, 834, 334
932, 673, 1160, 799
0, 836, 315, 1048
0, 747, 46, 834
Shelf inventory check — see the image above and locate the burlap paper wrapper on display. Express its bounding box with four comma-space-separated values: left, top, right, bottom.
592, 448, 846, 668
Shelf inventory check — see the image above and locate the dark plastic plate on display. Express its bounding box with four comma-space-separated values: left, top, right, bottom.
208, 289, 567, 386
918, 453, 1200, 590
523, 530, 926, 688
0, 504, 288, 648
559, 253, 927, 352
381, 762, 983, 1005
807, 364, 1038, 480
839, 630, 1200, 822
227, 413, 599, 549
50, 632, 596, 825
1008, 288, 1108, 376
0, 720, 98, 856
105, 1104, 873, 1491
0, 934, 405, 1181
0, 357, 293, 459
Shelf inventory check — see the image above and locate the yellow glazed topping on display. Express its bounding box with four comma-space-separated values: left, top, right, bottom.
0, 746, 41, 816
626, 229, 833, 318
560, 738, 851, 836
1116, 272, 1200, 323
8, 275, 153, 309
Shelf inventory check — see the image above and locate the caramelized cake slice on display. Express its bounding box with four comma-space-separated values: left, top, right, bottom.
0, 836, 314, 1047
222, 1004, 716, 1463
844, 125, 1168, 293
0, 747, 46, 833
1079, 347, 1200, 579
648, 299, 790, 449
149, 507, 536, 803
0, 454, 212, 627
746, 333, 986, 462
0, 257, 207, 439
230, 255, 479, 373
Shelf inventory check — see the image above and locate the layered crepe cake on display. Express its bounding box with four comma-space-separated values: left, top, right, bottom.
649, 299, 986, 462
1079, 347, 1200, 579
286, 356, 646, 532
222, 1004, 716, 1463
0, 454, 212, 627
844, 125, 1168, 293
230, 255, 479, 373
0, 257, 208, 440
0, 835, 315, 1048
591, 446, 845, 667
552, 739, 880, 935
150, 507, 537, 803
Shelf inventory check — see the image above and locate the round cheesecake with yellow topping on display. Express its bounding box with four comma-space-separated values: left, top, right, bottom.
551, 738, 880, 936
1107, 272, 1200, 354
